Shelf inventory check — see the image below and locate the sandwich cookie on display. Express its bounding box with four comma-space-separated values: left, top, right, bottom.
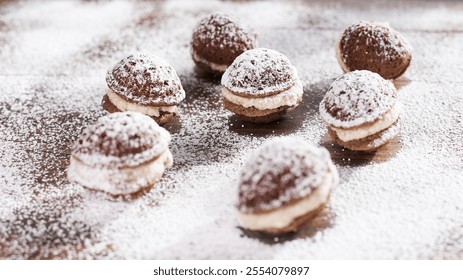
337, 21, 412, 80
320, 70, 401, 152
221, 48, 303, 123
237, 137, 338, 235
67, 112, 173, 195
191, 13, 257, 74
102, 53, 185, 125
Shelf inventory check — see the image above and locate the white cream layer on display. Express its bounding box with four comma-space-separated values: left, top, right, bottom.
223, 79, 303, 110
238, 172, 332, 231
332, 103, 400, 142
68, 150, 173, 195
192, 50, 229, 72
107, 89, 178, 117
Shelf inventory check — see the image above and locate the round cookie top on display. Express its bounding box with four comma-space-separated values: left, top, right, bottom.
191, 13, 257, 67
320, 70, 397, 129
238, 137, 337, 214
221, 48, 298, 97
71, 112, 171, 168
338, 21, 412, 79
106, 53, 185, 106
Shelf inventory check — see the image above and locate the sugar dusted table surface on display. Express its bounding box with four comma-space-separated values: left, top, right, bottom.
0, 0, 462, 259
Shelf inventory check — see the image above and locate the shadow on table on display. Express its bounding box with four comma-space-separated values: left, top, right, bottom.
319, 133, 402, 167
228, 78, 335, 136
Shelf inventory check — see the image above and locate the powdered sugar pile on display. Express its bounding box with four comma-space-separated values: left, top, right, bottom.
320, 70, 397, 128
0, 0, 462, 260
222, 48, 297, 96
238, 137, 337, 213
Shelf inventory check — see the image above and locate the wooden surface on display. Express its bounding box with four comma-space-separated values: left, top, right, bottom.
0, 0, 462, 259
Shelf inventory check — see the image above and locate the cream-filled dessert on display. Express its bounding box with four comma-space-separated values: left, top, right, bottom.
102, 53, 185, 125
237, 137, 339, 234
222, 78, 303, 111
191, 50, 229, 73
106, 89, 178, 117
320, 70, 401, 152
221, 48, 303, 123
332, 103, 399, 142
67, 112, 173, 195
191, 13, 257, 74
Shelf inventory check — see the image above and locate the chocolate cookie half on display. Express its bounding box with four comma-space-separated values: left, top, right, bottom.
237, 137, 339, 234
221, 48, 303, 123
337, 21, 412, 80
67, 112, 173, 195
191, 13, 257, 74
103, 53, 185, 125
320, 70, 401, 152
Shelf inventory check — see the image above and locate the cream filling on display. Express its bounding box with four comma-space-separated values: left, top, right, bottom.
332, 104, 400, 142
68, 150, 173, 195
222, 79, 303, 110
238, 172, 333, 231
107, 89, 178, 117
192, 50, 229, 72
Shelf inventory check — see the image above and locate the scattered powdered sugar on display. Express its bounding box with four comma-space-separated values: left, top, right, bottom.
0, 0, 462, 260
221, 48, 297, 96
71, 112, 171, 168
238, 137, 337, 213
106, 53, 185, 106
320, 70, 397, 128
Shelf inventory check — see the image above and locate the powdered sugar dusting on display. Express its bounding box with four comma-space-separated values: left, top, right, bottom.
191, 13, 256, 54
320, 70, 397, 128
238, 137, 337, 213
221, 48, 297, 96
106, 53, 185, 106
1, 0, 463, 260
340, 21, 412, 62
71, 112, 171, 168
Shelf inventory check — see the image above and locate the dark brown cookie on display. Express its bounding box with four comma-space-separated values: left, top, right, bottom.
191, 13, 257, 73
106, 53, 185, 106
338, 21, 412, 79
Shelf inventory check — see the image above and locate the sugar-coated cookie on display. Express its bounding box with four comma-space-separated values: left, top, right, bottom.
191, 13, 257, 74
237, 137, 338, 234
320, 70, 401, 152
221, 48, 303, 123
102, 53, 185, 125
336, 21, 412, 79
68, 112, 173, 195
